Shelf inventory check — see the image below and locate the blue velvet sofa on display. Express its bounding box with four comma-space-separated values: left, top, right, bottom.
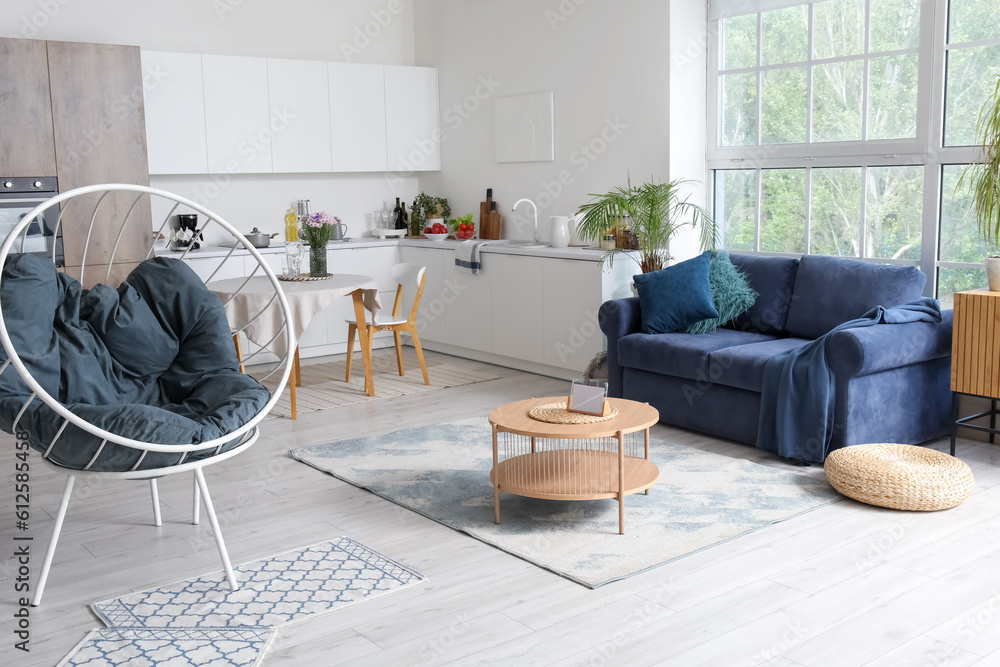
599, 253, 954, 457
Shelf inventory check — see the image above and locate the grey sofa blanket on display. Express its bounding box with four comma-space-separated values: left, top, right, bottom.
756, 297, 942, 463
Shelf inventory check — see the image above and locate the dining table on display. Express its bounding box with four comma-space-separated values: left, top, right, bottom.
208, 273, 382, 419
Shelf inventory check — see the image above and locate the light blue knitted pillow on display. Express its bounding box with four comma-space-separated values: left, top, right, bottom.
683, 251, 758, 334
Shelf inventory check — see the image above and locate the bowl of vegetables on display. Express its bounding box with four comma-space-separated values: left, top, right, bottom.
423, 220, 450, 240
450, 213, 476, 240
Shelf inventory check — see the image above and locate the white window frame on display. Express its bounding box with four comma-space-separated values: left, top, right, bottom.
707, 0, 994, 298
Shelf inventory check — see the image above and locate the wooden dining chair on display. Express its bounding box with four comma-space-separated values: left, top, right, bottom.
345, 263, 429, 388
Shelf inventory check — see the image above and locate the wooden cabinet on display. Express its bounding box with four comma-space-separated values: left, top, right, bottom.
46, 40, 151, 273
268, 58, 333, 173
202, 55, 272, 174
0, 38, 56, 177
141, 51, 209, 174
384, 66, 441, 172
328, 62, 388, 172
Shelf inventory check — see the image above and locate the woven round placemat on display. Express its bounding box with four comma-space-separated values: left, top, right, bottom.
278, 273, 333, 282
824, 443, 975, 511
527, 401, 618, 424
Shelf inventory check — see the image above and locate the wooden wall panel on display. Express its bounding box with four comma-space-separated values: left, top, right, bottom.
0, 38, 56, 176
46, 40, 151, 271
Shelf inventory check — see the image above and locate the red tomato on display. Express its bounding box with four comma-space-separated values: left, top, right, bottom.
423, 227, 432, 234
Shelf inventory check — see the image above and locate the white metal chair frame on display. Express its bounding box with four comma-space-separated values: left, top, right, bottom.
0, 184, 295, 606
345, 263, 429, 386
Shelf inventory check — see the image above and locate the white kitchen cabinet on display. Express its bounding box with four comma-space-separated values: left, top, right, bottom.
267, 58, 333, 173
396, 243, 632, 376
328, 63, 388, 172
542, 258, 604, 369
399, 246, 448, 344
202, 55, 272, 174
443, 257, 492, 353
384, 66, 441, 172
322, 245, 398, 345
141, 51, 208, 174
491, 254, 544, 363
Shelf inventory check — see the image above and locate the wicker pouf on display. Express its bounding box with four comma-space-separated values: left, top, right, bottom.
824, 444, 975, 511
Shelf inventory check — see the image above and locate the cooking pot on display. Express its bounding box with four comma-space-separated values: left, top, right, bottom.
245, 227, 278, 248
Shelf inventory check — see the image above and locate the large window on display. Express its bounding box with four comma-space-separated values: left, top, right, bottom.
709, 0, 1000, 305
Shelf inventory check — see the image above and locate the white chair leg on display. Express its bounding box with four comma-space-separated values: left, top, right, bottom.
149, 479, 162, 527
194, 467, 238, 592
32, 476, 75, 607
192, 473, 200, 525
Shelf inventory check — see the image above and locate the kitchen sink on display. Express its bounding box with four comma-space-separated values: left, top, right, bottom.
497, 240, 549, 248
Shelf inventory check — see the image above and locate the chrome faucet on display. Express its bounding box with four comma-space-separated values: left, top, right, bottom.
511, 198, 540, 243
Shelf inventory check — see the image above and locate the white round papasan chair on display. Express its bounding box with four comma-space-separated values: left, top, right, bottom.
0, 184, 294, 606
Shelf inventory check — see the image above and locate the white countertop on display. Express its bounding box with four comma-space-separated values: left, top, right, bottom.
158, 237, 400, 259
158, 237, 630, 263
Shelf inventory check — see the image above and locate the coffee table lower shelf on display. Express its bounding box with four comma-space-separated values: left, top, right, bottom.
490, 449, 659, 534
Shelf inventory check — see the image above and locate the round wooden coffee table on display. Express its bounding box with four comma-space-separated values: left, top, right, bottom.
488, 397, 659, 534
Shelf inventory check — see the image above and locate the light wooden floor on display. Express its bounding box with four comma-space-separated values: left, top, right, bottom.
3, 350, 1000, 667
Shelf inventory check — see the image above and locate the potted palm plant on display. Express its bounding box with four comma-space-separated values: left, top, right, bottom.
575, 176, 716, 273
960, 77, 1000, 290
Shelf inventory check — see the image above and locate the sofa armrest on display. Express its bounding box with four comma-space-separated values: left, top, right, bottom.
599, 297, 642, 398
827, 309, 953, 379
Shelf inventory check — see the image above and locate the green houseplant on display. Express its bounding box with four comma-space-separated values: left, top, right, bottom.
411, 193, 451, 237
575, 176, 716, 273
960, 76, 1000, 290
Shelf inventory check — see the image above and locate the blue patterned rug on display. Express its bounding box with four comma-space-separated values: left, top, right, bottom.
59, 628, 273, 667
290, 420, 842, 588
61, 538, 425, 666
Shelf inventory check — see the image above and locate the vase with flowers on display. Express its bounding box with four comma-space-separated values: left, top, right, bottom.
300, 211, 340, 276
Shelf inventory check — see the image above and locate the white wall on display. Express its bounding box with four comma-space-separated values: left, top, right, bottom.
414, 0, 709, 258
1, 0, 420, 240
1, 0, 414, 64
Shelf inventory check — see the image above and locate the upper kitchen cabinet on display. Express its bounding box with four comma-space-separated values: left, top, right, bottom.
384, 66, 441, 172
141, 51, 209, 174
202, 55, 272, 174
267, 58, 333, 173
0, 38, 56, 177
328, 63, 387, 172
46, 40, 151, 273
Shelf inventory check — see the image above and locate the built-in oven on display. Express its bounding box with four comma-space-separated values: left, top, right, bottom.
0, 177, 63, 266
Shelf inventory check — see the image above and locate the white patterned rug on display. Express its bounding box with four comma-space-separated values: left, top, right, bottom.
254, 348, 500, 419
60, 538, 425, 666
290, 420, 842, 588
59, 628, 274, 667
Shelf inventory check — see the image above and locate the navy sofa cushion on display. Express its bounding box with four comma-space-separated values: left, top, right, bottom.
617, 328, 776, 381
783, 255, 927, 340
633, 251, 719, 333
727, 254, 800, 335
708, 337, 812, 392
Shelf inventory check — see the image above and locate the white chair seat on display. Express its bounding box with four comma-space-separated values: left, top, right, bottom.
345, 316, 408, 327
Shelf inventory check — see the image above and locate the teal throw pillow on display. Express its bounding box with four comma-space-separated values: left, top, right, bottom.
683, 251, 759, 334
634, 251, 719, 334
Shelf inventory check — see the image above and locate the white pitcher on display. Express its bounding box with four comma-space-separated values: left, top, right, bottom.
549, 216, 572, 248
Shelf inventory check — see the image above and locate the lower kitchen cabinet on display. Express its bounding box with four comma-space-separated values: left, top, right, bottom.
399, 244, 631, 375
180, 244, 399, 361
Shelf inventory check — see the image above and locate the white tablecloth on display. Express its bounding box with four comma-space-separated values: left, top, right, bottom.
208, 274, 381, 359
